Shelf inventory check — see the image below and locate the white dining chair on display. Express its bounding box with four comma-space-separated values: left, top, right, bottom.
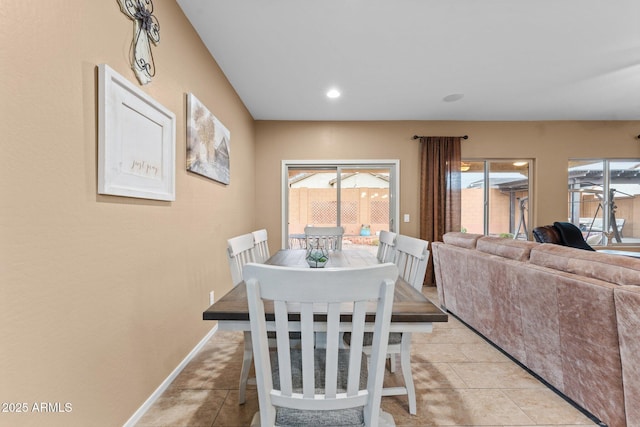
385, 234, 429, 413
376, 230, 397, 263
226, 233, 258, 404
244, 263, 398, 427
392, 234, 429, 291
304, 226, 345, 251
227, 233, 257, 286
252, 229, 270, 263
345, 234, 429, 415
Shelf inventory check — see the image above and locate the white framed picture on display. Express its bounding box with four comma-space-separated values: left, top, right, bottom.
98, 64, 176, 201
186, 93, 231, 185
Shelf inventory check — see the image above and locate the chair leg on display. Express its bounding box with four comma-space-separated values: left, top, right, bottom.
389, 353, 396, 372
239, 331, 253, 405
400, 333, 416, 415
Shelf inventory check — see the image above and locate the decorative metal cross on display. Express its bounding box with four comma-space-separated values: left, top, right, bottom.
117, 0, 160, 85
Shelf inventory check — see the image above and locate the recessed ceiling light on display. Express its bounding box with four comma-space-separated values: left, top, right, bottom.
513, 161, 528, 166
326, 89, 341, 99
443, 93, 464, 102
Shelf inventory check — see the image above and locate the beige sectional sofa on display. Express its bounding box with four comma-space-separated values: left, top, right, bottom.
432, 232, 640, 427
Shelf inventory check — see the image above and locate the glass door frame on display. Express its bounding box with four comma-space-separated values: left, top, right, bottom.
281, 160, 400, 248
461, 158, 534, 239
568, 158, 640, 246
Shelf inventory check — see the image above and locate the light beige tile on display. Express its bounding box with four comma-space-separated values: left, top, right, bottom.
135, 389, 227, 427
209, 330, 245, 344
383, 388, 535, 426
198, 340, 245, 361
410, 343, 471, 363
171, 342, 247, 390
449, 361, 546, 389
413, 363, 469, 389
458, 342, 511, 363
384, 362, 468, 390
504, 388, 596, 425
212, 390, 260, 427
414, 326, 484, 345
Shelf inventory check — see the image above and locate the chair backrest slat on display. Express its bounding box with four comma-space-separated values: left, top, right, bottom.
304, 226, 345, 251
252, 229, 271, 263
227, 233, 257, 286
347, 300, 367, 396
300, 302, 315, 398
244, 263, 397, 425
376, 230, 397, 263
324, 302, 340, 398
274, 299, 293, 395
393, 235, 430, 290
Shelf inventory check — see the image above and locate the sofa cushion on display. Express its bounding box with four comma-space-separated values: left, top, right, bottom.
530, 244, 640, 286
476, 237, 537, 261
442, 232, 482, 249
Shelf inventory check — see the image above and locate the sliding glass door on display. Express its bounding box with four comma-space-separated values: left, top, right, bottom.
287, 166, 339, 248
283, 160, 399, 250
461, 159, 532, 239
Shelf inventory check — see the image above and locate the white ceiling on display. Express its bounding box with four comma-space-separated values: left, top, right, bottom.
176, 0, 640, 121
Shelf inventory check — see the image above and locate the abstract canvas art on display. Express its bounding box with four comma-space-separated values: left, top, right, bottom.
186, 94, 231, 185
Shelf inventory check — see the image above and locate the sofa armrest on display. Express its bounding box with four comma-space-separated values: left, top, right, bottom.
614, 285, 640, 427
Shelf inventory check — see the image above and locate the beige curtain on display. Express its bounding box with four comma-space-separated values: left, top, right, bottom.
419, 136, 462, 285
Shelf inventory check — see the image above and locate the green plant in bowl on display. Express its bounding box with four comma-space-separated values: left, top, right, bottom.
306, 249, 328, 268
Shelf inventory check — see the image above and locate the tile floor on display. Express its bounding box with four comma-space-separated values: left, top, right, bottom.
135, 288, 599, 427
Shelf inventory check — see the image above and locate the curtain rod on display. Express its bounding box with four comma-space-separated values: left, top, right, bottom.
412, 135, 469, 140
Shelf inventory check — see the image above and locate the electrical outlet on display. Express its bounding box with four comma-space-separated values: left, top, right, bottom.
209, 291, 215, 305
403, 214, 410, 223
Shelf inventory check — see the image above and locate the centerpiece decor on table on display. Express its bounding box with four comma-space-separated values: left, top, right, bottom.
306, 247, 329, 268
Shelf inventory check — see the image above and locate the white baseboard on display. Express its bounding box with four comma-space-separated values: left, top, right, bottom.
123, 325, 219, 427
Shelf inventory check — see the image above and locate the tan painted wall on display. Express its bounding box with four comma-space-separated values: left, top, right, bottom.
255, 121, 640, 247
0, 2, 255, 426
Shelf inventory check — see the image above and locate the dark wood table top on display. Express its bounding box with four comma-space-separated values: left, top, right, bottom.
203, 250, 448, 324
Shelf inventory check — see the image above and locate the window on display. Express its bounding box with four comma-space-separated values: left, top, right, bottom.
282, 160, 399, 250
461, 160, 532, 239
568, 159, 640, 245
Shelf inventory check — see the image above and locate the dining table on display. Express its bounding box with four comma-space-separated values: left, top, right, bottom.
203, 249, 448, 400
204, 249, 448, 329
